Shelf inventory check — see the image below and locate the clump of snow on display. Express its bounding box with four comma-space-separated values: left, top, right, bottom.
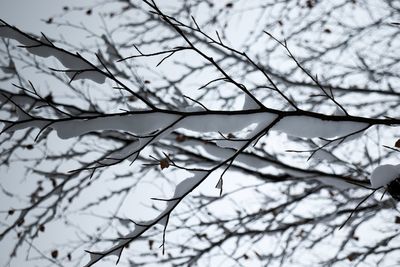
0, 24, 106, 84
215, 139, 247, 150
52, 113, 179, 139
274, 116, 368, 138
310, 149, 338, 163
179, 113, 277, 134
2, 113, 180, 139
0, 25, 37, 46
178, 112, 277, 150
242, 94, 259, 110
184, 106, 205, 112
172, 170, 205, 198
315, 176, 353, 190
370, 164, 400, 188
1, 120, 49, 134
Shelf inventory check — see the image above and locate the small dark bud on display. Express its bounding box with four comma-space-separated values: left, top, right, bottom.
51, 250, 58, 259
17, 218, 24, 227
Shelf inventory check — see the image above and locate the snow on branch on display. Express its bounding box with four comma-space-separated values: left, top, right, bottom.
370, 164, 400, 188
0, 20, 157, 109
1, 1, 400, 266
0, 20, 106, 84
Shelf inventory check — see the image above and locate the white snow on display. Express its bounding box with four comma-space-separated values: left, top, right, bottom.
2, 113, 180, 140
172, 170, 206, 198
2, 120, 49, 134
0, 25, 106, 84
179, 113, 277, 134
215, 139, 247, 150
311, 149, 338, 162
242, 94, 259, 110
274, 116, 368, 138
0, 25, 38, 45
370, 164, 400, 188
315, 176, 354, 190
51, 113, 179, 139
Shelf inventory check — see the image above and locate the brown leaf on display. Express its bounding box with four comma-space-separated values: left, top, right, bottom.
8, 209, 15, 215
347, 252, 361, 261
160, 158, 170, 170
395, 216, 400, 224
175, 134, 186, 142
44, 94, 53, 102
67, 253, 72, 261
395, 139, 400, 148
39, 224, 45, 232
51, 250, 58, 259
148, 239, 154, 250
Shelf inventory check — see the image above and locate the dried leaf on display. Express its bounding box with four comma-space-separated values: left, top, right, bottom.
160, 158, 170, 170
395, 216, 400, 224
227, 133, 235, 138
347, 252, 361, 261
148, 239, 154, 250
51, 250, 58, 259
395, 139, 400, 148
175, 134, 186, 142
